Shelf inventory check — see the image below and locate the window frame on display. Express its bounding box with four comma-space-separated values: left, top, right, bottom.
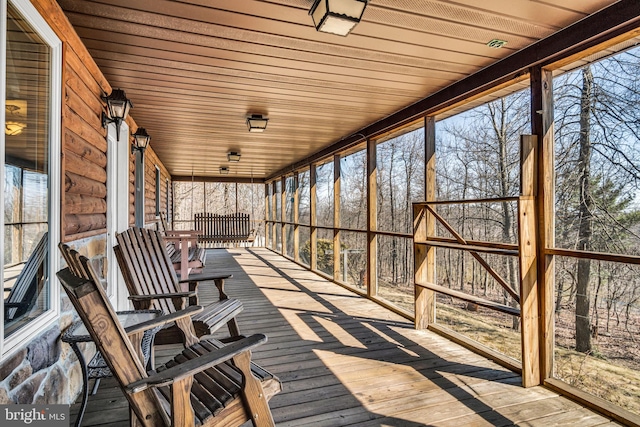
0, 0, 62, 358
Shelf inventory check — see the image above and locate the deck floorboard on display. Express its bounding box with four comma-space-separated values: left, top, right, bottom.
72, 247, 620, 426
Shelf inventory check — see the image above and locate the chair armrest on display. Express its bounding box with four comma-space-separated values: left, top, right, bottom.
124, 305, 203, 336
127, 292, 196, 301
164, 230, 202, 237
126, 334, 267, 393
177, 273, 233, 284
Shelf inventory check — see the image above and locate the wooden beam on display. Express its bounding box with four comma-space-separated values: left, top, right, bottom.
416, 282, 521, 317
366, 137, 376, 298
418, 240, 518, 256
172, 175, 265, 184
281, 176, 286, 255
333, 154, 341, 281
531, 66, 555, 382
310, 163, 317, 272
264, 183, 270, 248
415, 116, 436, 329
519, 134, 540, 387
293, 172, 300, 263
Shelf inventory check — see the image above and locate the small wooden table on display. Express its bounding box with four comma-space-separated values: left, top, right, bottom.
62, 310, 161, 427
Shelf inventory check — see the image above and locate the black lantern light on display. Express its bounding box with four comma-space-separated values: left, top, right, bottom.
246, 114, 269, 132
131, 127, 151, 152
101, 89, 133, 141
309, 0, 368, 36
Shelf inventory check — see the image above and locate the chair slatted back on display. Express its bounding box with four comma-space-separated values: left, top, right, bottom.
114, 227, 181, 315
5, 232, 48, 321
57, 265, 169, 426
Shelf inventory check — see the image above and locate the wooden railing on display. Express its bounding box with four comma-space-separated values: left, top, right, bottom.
413, 134, 539, 386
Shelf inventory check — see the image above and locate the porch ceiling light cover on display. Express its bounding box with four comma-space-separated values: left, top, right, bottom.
228, 151, 241, 162
309, 0, 368, 36
131, 127, 151, 151
5, 121, 26, 136
5, 103, 26, 136
220, 167, 230, 174
246, 114, 269, 132
102, 89, 133, 141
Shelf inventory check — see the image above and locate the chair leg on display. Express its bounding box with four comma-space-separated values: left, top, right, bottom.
233, 351, 275, 427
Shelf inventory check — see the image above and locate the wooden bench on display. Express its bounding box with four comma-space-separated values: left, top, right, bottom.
194, 213, 255, 245
57, 266, 281, 427
4, 232, 48, 323
114, 227, 243, 345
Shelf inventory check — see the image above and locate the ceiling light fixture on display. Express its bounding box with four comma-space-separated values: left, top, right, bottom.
101, 89, 133, 141
227, 151, 241, 162
131, 127, 151, 152
487, 39, 507, 49
246, 114, 269, 132
5, 104, 26, 136
309, 0, 368, 36
219, 167, 230, 174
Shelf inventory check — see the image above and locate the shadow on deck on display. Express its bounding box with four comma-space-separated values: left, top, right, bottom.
72, 248, 618, 427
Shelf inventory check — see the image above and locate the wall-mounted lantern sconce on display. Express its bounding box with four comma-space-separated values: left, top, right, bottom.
309, 0, 368, 36
131, 127, 151, 153
219, 167, 230, 174
101, 89, 133, 141
246, 114, 269, 132
227, 151, 241, 162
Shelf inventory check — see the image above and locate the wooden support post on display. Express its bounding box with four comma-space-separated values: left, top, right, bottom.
333, 154, 341, 281
272, 181, 277, 251
294, 172, 300, 262
264, 183, 270, 247
531, 66, 555, 381
519, 134, 540, 387
415, 116, 436, 329
310, 163, 317, 271
281, 176, 286, 255
366, 137, 377, 298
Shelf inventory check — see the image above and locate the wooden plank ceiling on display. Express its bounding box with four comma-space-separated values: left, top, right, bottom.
58, 0, 618, 180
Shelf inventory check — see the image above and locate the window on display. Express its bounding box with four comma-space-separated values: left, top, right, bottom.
2, 0, 61, 355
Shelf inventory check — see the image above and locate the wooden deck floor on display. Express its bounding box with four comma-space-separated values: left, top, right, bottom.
73, 248, 620, 426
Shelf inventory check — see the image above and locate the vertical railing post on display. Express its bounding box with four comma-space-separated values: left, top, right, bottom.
310, 163, 317, 271
333, 154, 341, 281
519, 134, 540, 387
281, 176, 286, 255
415, 116, 436, 329
264, 183, 269, 247
294, 172, 300, 262
366, 137, 377, 298
531, 66, 555, 382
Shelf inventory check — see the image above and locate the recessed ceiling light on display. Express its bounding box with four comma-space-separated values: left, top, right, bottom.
487, 39, 507, 49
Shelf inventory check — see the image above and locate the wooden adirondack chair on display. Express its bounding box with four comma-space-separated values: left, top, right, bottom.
57, 266, 281, 427
114, 227, 243, 345
4, 232, 48, 322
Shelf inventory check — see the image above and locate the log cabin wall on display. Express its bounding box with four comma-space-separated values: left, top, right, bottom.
0, 0, 172, 406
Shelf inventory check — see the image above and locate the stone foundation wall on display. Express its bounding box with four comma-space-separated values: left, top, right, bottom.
0, 311, 89, 405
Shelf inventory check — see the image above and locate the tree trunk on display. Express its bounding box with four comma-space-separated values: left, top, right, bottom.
576, 66, 594, 353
